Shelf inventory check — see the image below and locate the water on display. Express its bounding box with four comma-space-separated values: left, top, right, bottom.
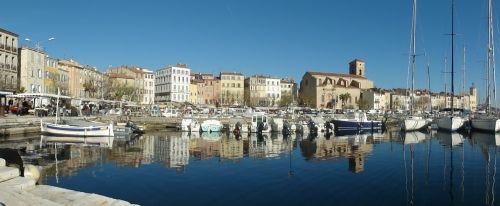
6, 131, 500, 206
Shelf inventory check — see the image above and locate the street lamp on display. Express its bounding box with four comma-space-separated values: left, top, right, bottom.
24, 37, 56, 51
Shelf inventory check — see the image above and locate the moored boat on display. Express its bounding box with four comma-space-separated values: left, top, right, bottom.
41, 120, 114, 137
332, 112, 382, 131
201, 119, 223, 132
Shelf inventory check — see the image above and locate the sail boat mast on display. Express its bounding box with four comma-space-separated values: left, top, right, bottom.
451, 0, 455, 112
487, 0, 492, 114
410, 0, 417, 115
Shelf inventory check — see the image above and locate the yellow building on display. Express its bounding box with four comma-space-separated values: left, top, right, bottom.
299, 59, 374, 109
43, 57, 69, 96
220, 72, 244, 106
190, 80, 203, 104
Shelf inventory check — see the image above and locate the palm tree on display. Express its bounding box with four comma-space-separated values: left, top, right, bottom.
339, 93, 351, 109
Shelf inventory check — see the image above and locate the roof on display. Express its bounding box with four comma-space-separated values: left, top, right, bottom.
350, 58, 365, 63
306, 71, 366, 79
220, 72, 243, 76
0, 28, 19, 37
191, 79, 204, 84
107, 73, 134, 79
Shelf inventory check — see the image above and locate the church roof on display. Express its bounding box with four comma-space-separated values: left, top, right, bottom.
306, 71, 366, 79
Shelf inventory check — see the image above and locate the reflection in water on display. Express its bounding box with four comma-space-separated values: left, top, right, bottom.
472, 132, 498, 206
301, 133, 375, 173
5, 130, 500, 205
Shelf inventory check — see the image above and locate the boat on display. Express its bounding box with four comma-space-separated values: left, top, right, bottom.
436, 0, 465, 132
471, 0, 499, 132
401, 0, 428, 131
181, 118, 200, 132
332, 112, 383, 131
201, 119, 223, 132
250, 114, 272, 133
403, 116, 429, 131
41, 120, 114, 137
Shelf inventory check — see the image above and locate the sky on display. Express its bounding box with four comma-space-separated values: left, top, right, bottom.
1, 0, 498, 102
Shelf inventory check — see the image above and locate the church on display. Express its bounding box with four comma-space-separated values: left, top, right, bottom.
298, 59, 374, 109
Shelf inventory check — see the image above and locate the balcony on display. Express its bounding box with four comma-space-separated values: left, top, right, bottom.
0, 63, 3, 69
12, 47, 17, 53
12, 65, 17, 71
5, 65, 10, 70
0, 44, 3, 49
6, 45, 11, 51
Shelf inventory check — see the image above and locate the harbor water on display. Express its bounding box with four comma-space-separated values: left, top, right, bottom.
4, 130, 500, 206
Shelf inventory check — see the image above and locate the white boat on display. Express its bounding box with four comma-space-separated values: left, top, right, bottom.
471, 0, 499, 133
181, 118, 200, 132
41, 120, 114, 137
436, 116, 464, 132
250, 114, 272, 133
471, 117, 500, 132
402, 116, 428, 131
201, 119, 223, 132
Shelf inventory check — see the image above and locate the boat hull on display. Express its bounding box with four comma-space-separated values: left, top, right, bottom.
43, 123, 114, 137
471, 118, 500, 132
402, 118, 428, 131
201, 120, 223, 132
436, 116, 464, 132
332, 120, 383, 131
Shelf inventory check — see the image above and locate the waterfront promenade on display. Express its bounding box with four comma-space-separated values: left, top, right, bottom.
0, 158, 137, 206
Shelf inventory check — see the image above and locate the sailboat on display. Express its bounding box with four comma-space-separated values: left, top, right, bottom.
402, 0, 428, 131
40, 88, 114, 137
471, 0, 500, 132
436, 0, 465, 132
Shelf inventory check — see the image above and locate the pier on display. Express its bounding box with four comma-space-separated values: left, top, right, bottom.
0, 158, 137, 205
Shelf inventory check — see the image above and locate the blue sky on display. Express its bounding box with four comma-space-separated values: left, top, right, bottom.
1, 0, 498, 102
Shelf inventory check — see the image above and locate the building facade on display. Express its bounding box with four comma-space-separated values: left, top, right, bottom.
43, 57, 69, 96
299, 59, 374, 109
106, 66, 154, 103
0, 28, 18, 95
18, 47, 45, 93
155, 64, 191, 103
244, 75, 269, 107
280, 78, 297, 105
220, 72, 244, 106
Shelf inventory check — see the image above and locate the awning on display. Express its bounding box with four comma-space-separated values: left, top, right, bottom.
0, 91, 13, 96
7, 92, 72, 99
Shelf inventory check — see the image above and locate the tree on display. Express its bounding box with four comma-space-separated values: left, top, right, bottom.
357, 98, 370, 110
16, 87, 26, 94
279, 94, 293, 107
83, 80, 97, 98
338, 93, 351, 109
108, 84, 135, 101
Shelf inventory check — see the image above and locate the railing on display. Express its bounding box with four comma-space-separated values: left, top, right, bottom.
0, 63, 3, 69
5, 64, 10, 70
6, 45, 11, 50
12, 47, 17, 52
0, 44, 4, 49
12, 65, 17, 71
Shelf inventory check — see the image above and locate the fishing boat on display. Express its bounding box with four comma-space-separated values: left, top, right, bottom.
39, 88, 114, 137
436, 0, 465, 132
471, 0, 500, 132
250, 114, 272, 133
401, 0, 428, 131
332, 111, 382, 131
41, 120, 114, 137
181, 118, 200, 132
201, 119, 223, 132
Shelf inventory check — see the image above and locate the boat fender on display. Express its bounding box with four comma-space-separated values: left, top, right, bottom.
23, 164, 40, 182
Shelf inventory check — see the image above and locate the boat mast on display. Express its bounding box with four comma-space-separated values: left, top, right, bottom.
427, 62, 432, 111
451, 0, 455, 113
410, 0, 417, 115
462, 46, 466, 109
487, 0, 492, 115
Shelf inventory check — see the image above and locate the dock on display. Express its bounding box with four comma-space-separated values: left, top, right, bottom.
0, 158, 137, 206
